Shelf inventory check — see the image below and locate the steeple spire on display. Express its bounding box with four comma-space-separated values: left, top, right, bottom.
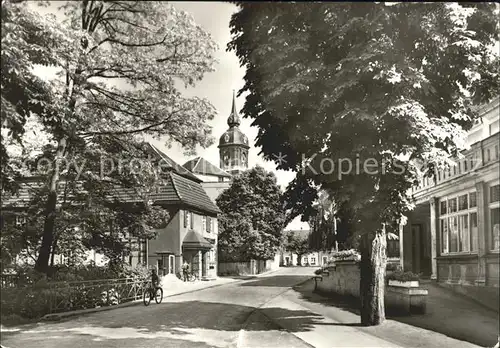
227, 90, 241, 127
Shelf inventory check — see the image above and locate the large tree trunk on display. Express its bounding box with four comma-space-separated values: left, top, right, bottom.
35, 138, 67, 274
359, 225, 387, 326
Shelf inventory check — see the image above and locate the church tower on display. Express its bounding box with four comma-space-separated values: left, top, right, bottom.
218, 91, 249, 175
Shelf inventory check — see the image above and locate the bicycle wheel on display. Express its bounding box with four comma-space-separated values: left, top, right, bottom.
154, 287, 163, 304
143, 289, 152, 306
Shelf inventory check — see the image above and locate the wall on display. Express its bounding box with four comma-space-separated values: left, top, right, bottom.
147, 208, 181, 274
218, 258, 278, 276
201, 181, 231, 203
316, 261, 360, 298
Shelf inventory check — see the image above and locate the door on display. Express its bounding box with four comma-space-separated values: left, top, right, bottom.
411, 225, 421, 274
168, 255, 175, 274
157, 258, 164, 276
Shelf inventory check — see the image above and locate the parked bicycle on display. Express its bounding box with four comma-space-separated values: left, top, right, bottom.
143, 281, 163, 306
176, 271, 199, 282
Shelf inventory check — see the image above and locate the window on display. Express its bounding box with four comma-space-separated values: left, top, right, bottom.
310, 257, 316, 265
490, 184, 500, 250
206, 217, 211, 233
184, 210, 189, 228
439, 191, 478, 254
202, 216, 207, 233
190, 212, 194, 229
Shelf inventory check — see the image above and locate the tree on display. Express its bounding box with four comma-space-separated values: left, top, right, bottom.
216, 166, 286, 261
284, 231, 309, 266
2, 1, 218, 274
228, 2, 499, 325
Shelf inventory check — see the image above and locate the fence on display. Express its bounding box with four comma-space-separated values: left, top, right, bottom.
1, 277, 148, 318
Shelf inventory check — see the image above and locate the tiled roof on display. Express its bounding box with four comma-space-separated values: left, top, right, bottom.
183, 157, 232, 178
2, 144, 221, 215
168, 172, 220, 215
144, 143, 201, 183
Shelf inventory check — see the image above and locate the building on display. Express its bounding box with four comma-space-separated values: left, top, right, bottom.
183, 157, 232, 203
279, 229, 333, 267
1, 143, 221, 280
401, 97, 499, 309
184, 91, 250, 204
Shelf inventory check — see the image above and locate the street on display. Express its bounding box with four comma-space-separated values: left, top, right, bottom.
0, 267, 487, 348
1, 267, 315, 348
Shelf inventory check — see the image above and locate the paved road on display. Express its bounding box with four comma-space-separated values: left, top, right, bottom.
0, 267, 316, 348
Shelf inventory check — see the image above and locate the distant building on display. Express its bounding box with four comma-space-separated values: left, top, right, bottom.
279, 229, 332, 267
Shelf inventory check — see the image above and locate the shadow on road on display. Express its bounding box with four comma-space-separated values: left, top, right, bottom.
238, 276, 312, 288
0, 300, 353, 342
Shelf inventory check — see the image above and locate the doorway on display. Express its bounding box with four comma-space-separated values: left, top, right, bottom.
168, 255, 175, 274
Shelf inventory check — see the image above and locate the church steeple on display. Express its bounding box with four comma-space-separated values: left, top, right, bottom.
227, 90, 241, 127
218, 90, 249, 175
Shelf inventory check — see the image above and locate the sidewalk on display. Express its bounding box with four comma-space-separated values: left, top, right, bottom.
280, 280, 486, 348
395, 280, 499, 347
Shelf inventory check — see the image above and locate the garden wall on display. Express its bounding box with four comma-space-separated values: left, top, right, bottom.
218, 257, 278, 276
315, 260, 428, 314
316, 261, 360, 297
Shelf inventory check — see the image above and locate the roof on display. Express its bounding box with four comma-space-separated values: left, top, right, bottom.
182, 230, 213, 250
2, 172, 221, 216
166, 172, 221, 215
227, 90, 241, 127
183, 157, 232, 178
144, 143, 201, 183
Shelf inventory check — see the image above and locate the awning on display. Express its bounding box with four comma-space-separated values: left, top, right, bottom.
183, 230, 213, 250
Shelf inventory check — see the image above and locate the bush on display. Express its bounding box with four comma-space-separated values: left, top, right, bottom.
386, 262, 402, 272
386, 270, 420, 282
1, 264, 149, 321
332, 249, 361, 262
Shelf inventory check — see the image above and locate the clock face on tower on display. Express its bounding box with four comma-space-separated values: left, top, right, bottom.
224, 134, 230, 143
242, 135, 247, 144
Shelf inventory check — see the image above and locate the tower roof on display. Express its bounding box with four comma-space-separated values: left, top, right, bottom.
227, 90, 241, 127
219, 91, 249, 148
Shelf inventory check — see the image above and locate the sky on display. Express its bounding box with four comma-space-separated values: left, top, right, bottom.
30, 1, 309, 231
151, 2, 309, 230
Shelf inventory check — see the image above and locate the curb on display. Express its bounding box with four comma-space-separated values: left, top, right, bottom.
42, 278, 242, 322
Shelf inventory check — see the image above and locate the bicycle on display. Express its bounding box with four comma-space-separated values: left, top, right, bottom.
143, 282, 163, 306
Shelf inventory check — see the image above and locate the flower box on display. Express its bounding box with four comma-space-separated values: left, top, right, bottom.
388, 280, 419, 288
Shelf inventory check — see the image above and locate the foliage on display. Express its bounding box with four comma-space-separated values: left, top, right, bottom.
332, 249, 361, 262
0, 263, 149, 320
386, 262, 402, 272
216, 166, 286, 261
228, 2, 498, 325
386, 270, 420, 282
1, 1, 218, 273
283, 230, 310, 265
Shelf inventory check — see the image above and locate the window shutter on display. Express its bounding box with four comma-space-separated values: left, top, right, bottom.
207, 217, 211, 233
190, 211, 194, 229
